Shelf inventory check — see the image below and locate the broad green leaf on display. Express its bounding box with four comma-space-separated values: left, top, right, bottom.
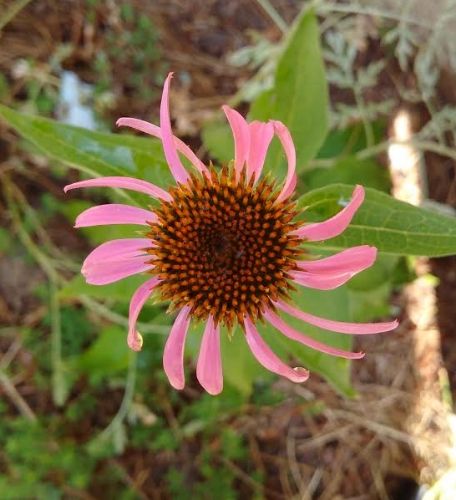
249, 9, 329, 175
316, 122, 386, 159
201, 119, 233, 164
260, 286, 356, 397
298, 184, 456, 257
303, 157, 391, 193
347, 255, 398, 291
220, 327, 267, 396
0, 104, 173, 204
75, 325, 129, 379
348, 283, 393, 322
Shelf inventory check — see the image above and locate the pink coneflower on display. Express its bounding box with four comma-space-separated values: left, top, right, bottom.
65, 73, 397, 395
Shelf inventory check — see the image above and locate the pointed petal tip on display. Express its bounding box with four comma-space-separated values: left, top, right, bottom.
221, 104, 236, 116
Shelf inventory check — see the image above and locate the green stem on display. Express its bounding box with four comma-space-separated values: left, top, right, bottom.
318, 1, 434, 29
97, 350, 137, 443
3, 177, 64, 406
254, 0, 288, 33
310, 138, 456, 168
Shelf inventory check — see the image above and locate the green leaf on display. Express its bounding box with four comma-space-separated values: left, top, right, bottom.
303, 157, 391, 193
220, 327, 266, 396
260, 286, 356, 397
0, 104, 173, 203
201, 119, 233, 164
59, 274, 147, 302
316, 122, 386, 159
297, 184, 456, 257
249, 8, 329, 175
76, 325, 129, 377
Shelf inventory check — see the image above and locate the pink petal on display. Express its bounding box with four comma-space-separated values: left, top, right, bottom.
83, 257, 151, 285
127, 276, 161, 351
84, 238, 151, 264
222, 105, 250, 179
163, 306, 192, 390
293, 185, 365, 241
64, 176, 172, 202
273, 121, 297, 202
160, 73, 190, 184
82, 238, 152, 285
244, 316, 309, 383
196, 316, 223, 395
274, 299, 399, 335
264, 310, 365, 360
75, 204, 157, 227
290, 270, 356, 290
116, 117, 209, 176
297, 246, 377, 274
247, 121, 274, 182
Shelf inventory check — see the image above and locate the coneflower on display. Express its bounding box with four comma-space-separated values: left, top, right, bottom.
65, 73, 397, 395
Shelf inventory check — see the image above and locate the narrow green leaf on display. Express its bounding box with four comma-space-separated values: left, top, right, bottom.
297, 184, 456, 257
59, 274, 147, 302
249, 9, 329, 175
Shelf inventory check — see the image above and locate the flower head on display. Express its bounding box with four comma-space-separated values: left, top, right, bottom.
65, 72, 397, 395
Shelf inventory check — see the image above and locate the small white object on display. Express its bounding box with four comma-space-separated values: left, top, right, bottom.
58, 71, 96, 130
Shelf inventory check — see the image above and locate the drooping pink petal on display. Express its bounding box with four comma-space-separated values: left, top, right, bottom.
163, 306, 192, 390
247, 121, 274, 182
274, 299, 399, 335
82, 238, 152, 285
83, 257, 151, 285
293, 185, 364, 241
244, 316, 309, 383
297, 246, 377, 274
116, 117, 209, 176
84, 238, 151, 264
127, 276, 161, 351
196, 316, 223, 395
264, 310, 365, 360
160, 73, 190, 184
75, 204, 157, 228
273, 121, 297, 202
222, 105, 250, 179
64, 176, 172, 201
290, 270, 357, 290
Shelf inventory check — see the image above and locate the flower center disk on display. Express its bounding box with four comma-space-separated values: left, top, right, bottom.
147, 167, 302, 328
